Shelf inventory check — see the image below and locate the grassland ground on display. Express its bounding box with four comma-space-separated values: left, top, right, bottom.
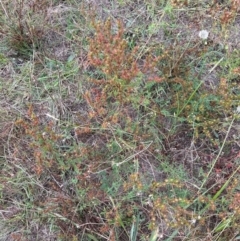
0, 0, 240, 240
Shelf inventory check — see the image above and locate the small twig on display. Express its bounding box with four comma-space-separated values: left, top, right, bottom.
114, 141, 152, 167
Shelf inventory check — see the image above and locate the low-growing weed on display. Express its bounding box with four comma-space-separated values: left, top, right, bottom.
0, 1, 240, 240
0, 0, 50, 57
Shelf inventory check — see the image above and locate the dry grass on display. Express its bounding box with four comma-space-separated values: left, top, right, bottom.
0, 0, 240, 240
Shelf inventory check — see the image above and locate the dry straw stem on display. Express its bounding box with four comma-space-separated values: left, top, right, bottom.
199, 118, 235, 191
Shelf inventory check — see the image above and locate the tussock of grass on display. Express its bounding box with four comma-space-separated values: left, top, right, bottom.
0, 0, 240, 240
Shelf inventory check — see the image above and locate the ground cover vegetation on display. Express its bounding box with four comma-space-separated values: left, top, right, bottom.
0, 0, 240, 240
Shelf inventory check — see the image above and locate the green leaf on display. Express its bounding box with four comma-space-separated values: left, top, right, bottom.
67, 54, 75, 62
86, 233, 99, 241
214, 218, 231, 232
130, 213, 140, 241
149, 227, 159, 241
